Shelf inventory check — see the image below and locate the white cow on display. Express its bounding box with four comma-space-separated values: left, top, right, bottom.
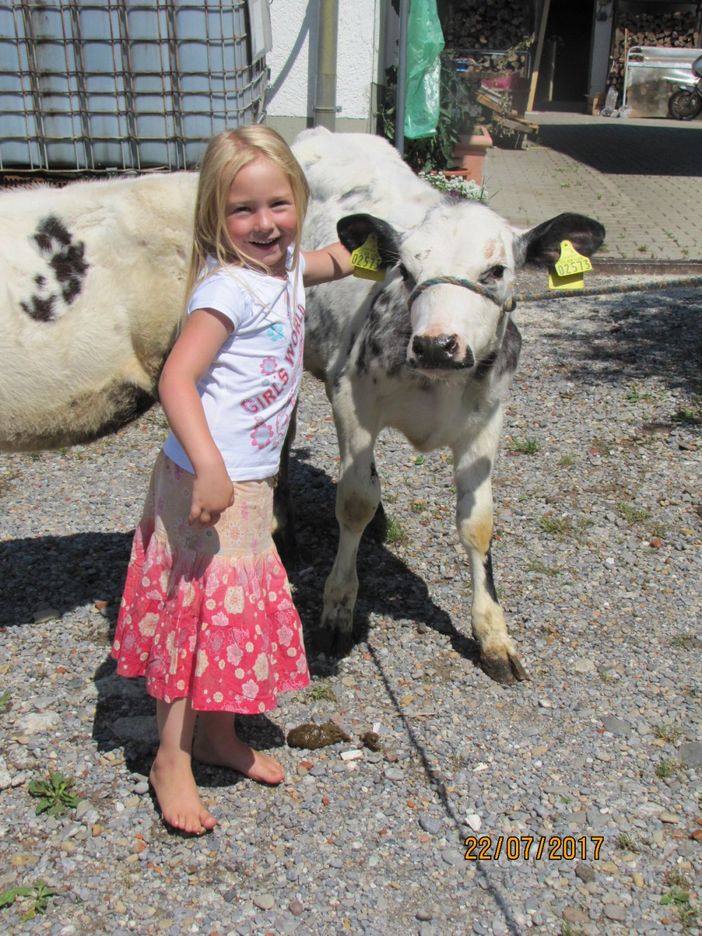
0, 172, 196, 451
287, 127, 604, 684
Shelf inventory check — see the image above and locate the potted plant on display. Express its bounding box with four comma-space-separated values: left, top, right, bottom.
379, 57, 478, 174
451, 123, 493, 184
419, 169, 486, 201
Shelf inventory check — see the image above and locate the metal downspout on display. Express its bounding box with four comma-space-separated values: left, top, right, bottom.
314, 0, 338, 130
395, 0, 409, 154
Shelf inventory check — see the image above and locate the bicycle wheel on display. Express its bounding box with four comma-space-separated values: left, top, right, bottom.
669, 89, 702, 120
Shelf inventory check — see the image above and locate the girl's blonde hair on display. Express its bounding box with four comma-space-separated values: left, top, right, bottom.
184, 125, 309, 301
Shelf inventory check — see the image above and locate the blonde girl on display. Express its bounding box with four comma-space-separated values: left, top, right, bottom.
112, 126, 352, 834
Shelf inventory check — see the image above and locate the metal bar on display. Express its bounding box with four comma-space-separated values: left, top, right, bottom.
395, 0, 408, 154
314, 0, 338, 130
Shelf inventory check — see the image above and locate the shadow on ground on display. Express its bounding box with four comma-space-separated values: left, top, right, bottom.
540, 288, 702, 399
537, 121, 702, 176
0, 530, 132, 626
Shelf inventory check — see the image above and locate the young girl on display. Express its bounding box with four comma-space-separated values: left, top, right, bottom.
111, 126, 352, 834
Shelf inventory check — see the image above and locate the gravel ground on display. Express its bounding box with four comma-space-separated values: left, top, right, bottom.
0, 285, 701, 936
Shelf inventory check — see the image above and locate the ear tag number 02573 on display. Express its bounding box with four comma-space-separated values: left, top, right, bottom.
351, 233, 385, 281
548, 239, 592, 291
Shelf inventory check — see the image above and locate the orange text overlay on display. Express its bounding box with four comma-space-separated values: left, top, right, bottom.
464, 835, 604, 862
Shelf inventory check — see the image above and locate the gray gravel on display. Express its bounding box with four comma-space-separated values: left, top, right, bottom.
1, 285, 701, 935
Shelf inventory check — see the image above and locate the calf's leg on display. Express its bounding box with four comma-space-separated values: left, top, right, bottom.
319, 387, 381, 655
453, 422, 528, 685
273, 406, 298, 564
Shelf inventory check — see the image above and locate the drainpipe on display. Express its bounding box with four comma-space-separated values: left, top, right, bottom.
313, 0, 339, 130
395, 0, 409, 154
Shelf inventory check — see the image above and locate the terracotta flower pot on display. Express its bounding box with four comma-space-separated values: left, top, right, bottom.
452, 125, 493, 185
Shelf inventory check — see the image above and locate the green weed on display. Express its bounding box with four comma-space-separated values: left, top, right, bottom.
385, 518, 407, 545
308, 683, 337, 703
673, 407, 701, 425
626, 388, 652, 404
617, 502, 650, 524
616, 832, 639, 852
0, 881, 60, 920
661, 883, 697, 930
414, 454, 425, 465
0, 689, 11, 714
671, 633, 698, 651
538, 515, 572, 536
655, 758, 679, 779
654, 723, 683, 744
527, 560, 561, 577
509, 438, 541, 455
27, 772, 80, 817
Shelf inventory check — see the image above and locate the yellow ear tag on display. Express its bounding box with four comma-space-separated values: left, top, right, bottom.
548, 239, 593, 291
351, 233, 385, 281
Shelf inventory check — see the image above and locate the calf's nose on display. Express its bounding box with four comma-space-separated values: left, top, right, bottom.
411, 333, 473, 368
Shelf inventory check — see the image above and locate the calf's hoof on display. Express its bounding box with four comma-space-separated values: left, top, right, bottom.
319, 599, 356, 658
480, 649, 528, 685
314, 625, 355, 658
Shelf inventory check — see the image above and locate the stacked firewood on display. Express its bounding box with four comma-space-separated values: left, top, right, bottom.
439, 0, 533, 52
608, 6, 699, 83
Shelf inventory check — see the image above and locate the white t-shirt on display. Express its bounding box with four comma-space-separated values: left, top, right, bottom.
163, 253, 306, 481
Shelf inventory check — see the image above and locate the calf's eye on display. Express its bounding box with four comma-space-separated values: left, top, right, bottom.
481, 264, 505, 283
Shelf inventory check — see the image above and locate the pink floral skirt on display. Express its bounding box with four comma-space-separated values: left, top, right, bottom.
111, 453, 310, 713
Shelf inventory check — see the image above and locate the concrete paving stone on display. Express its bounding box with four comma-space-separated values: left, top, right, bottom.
485, 111, 701, 262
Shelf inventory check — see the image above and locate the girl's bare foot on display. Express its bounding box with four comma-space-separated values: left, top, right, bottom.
149, 749, 217, 835
193, 713, 285, 785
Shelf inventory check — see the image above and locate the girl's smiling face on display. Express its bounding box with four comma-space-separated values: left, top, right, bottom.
225, 156, 298, 276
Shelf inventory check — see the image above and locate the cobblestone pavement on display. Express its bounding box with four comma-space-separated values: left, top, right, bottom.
485, 111, 702, 262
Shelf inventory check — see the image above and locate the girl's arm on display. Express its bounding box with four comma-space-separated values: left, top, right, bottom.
158, 308, 235, 526
302, 241, 353, 286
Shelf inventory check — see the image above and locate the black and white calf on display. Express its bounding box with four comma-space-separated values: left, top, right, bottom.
290, 127, 604, 685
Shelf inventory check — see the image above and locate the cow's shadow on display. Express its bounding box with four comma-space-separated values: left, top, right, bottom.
1, 458, 462, 649
0, 529, 132, 627
282, 451, 472, 674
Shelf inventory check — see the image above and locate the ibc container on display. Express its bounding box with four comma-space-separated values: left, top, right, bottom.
0, 0, 269, 172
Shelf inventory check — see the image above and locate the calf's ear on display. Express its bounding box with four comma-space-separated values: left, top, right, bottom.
337, 213, 401, 268
516, 212, 605, 268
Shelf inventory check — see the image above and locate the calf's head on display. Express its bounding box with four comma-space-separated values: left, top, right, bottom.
338, 207, 604, 376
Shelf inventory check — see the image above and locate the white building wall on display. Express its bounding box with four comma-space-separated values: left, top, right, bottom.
265, 0, 383, 139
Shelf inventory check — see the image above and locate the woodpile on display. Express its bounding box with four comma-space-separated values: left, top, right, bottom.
439, 0, 533, 52
609, 6, 700, 84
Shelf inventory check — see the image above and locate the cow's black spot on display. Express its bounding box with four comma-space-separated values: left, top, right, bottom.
34, 231, 52, 253
20, 293, 57, 322
474, 352, 497, 381
36, 215, 72, 247
495, 319, 522, 378
24, 215, 90, 318
50, 240, 88, 303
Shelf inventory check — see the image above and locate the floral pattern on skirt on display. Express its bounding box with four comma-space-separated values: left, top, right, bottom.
111, 453, 310, 712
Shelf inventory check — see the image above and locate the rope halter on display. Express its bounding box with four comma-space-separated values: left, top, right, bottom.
408, 275, 515, 313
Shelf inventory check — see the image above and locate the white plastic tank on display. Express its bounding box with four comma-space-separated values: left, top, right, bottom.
0, 0, 270, 171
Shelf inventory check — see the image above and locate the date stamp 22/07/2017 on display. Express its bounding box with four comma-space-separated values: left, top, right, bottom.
464, 835, 604, 862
